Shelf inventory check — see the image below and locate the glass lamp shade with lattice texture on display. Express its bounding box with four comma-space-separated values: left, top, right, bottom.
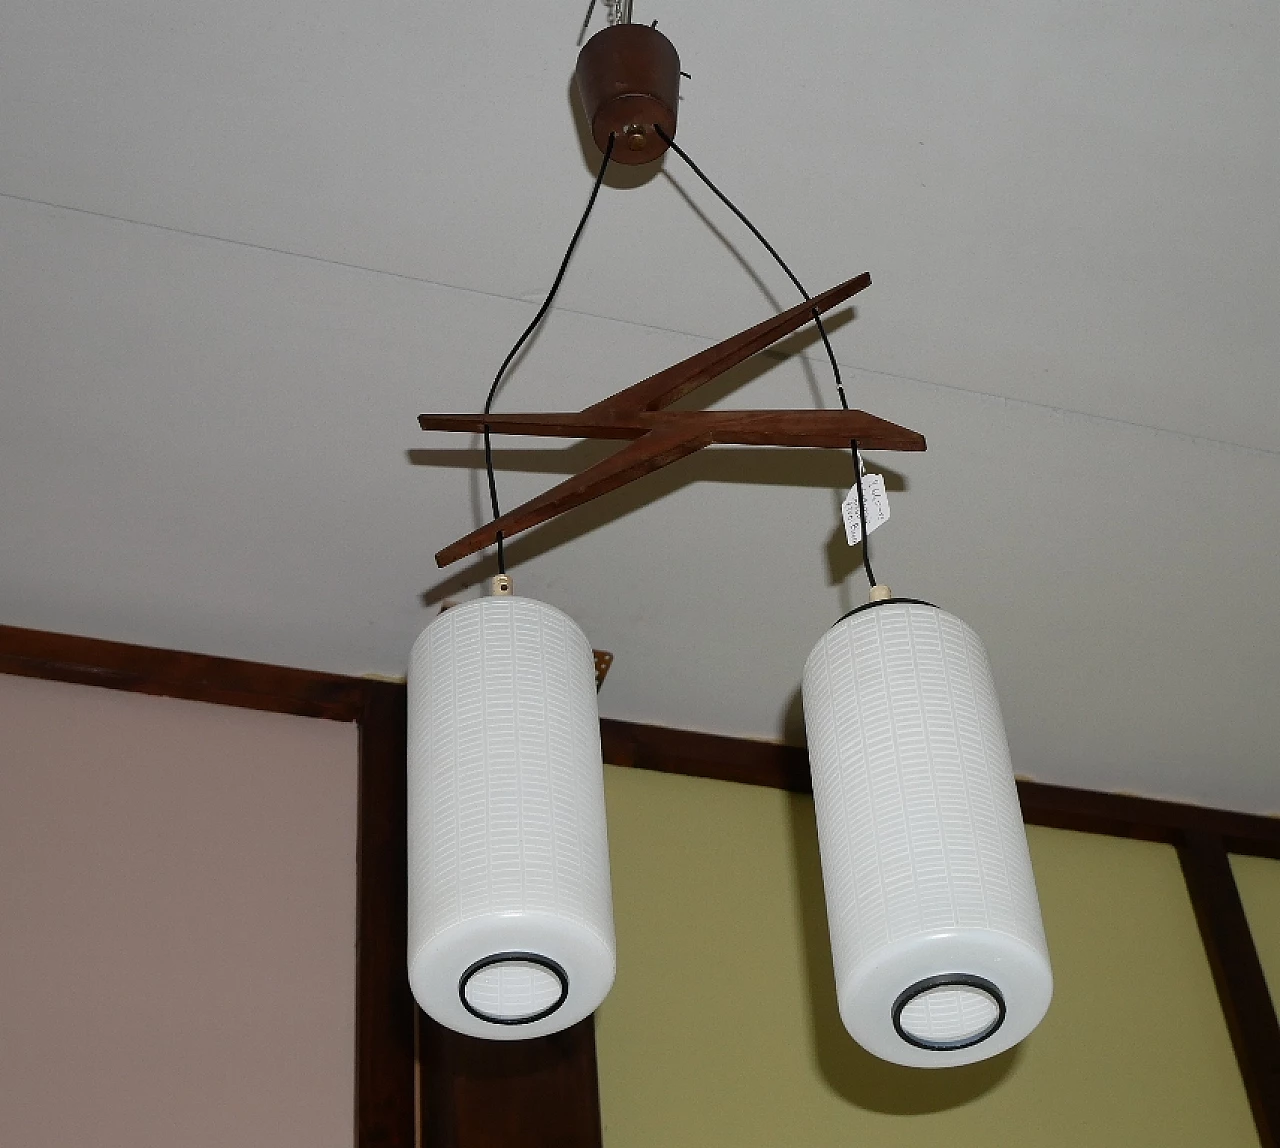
802, 599, 1052, 1067
407, 596, 616, 1039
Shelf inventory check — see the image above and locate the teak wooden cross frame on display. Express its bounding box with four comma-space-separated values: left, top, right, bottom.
420, 273, 926, 568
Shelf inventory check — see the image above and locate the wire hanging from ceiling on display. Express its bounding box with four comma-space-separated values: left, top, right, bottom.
654, 126, 879, 588
578, 0, 636, 45
480, 134, 616, 574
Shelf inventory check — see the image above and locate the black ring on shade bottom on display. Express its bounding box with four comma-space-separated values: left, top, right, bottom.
458, 951, 570, 1026
891, 973, 1007, 1052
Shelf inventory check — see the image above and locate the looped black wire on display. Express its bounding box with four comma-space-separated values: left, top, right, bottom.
654, 125, 878, 589
482, 133, 617, 573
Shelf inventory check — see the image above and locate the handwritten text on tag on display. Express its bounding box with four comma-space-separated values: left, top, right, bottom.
842, 474, 890, 545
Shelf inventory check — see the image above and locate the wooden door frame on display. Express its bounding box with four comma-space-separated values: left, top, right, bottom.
3, 626, 1278, 1147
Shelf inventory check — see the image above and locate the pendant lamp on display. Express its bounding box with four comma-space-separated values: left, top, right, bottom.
407, 579, 615, 1039
802, 588, 1052, 1067
411, 8, 1051, 1063
406, 18, 930, 1045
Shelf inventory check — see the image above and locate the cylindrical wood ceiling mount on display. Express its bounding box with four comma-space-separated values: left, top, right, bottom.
575, 24, 680, 166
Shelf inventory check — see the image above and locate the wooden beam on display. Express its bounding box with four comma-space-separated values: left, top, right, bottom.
600, 717, 1280, 857
419, 1015, 603, 1148
0, 623, 365, 721
1017, 780, 1280, 860
418, 409, 926, 450
1178, 831, 1280, 1148
601, 717, 811, 793
356, 682, 417, 1148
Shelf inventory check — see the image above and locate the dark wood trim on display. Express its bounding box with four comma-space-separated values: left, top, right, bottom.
356, 681, 417, 1148
601, 717, 812, 793
1178, 831, 1280, 1148
1017, 780, 1280, 860
0, 624, 365, 721
600, 717, 1280, 856
419, 1015, 603, 1148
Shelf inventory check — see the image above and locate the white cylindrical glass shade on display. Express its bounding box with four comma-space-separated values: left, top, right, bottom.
407, 596, 615, 1039
802, 600, 1052, 1067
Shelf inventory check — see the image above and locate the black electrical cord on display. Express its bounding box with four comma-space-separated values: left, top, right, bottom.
482, 132, 616, 573
654, 125, 878, 589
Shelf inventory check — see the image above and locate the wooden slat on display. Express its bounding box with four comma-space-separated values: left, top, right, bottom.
0, 623, 365, 721
1178, 831, 1280, 1148
356, 682, 417, 1148
420, 1015, 603, 1148
418, 408, 926, 451
1017, 780, 1280, 860
600, 717, 1280, 857
434, 428, 709, 568
601, 716, 812, 793
581, 272, 872, 416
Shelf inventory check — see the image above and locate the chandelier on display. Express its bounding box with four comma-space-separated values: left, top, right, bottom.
406, 13, 1051, 1066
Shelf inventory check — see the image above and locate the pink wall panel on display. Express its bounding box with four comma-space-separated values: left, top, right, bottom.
0, 673, 359, 1148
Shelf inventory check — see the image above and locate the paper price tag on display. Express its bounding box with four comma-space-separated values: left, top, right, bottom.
842, 474, 890, 545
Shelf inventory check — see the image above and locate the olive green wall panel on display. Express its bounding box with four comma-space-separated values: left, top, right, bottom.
597, 765, 1257, 1148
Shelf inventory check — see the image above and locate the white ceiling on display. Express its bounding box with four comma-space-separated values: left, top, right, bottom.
2, 1, 1277, 813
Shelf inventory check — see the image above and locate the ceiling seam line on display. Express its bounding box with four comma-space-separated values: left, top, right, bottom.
0, 190, 526, 301
5, 189, 1278, 463
833, 370, 1280, 462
